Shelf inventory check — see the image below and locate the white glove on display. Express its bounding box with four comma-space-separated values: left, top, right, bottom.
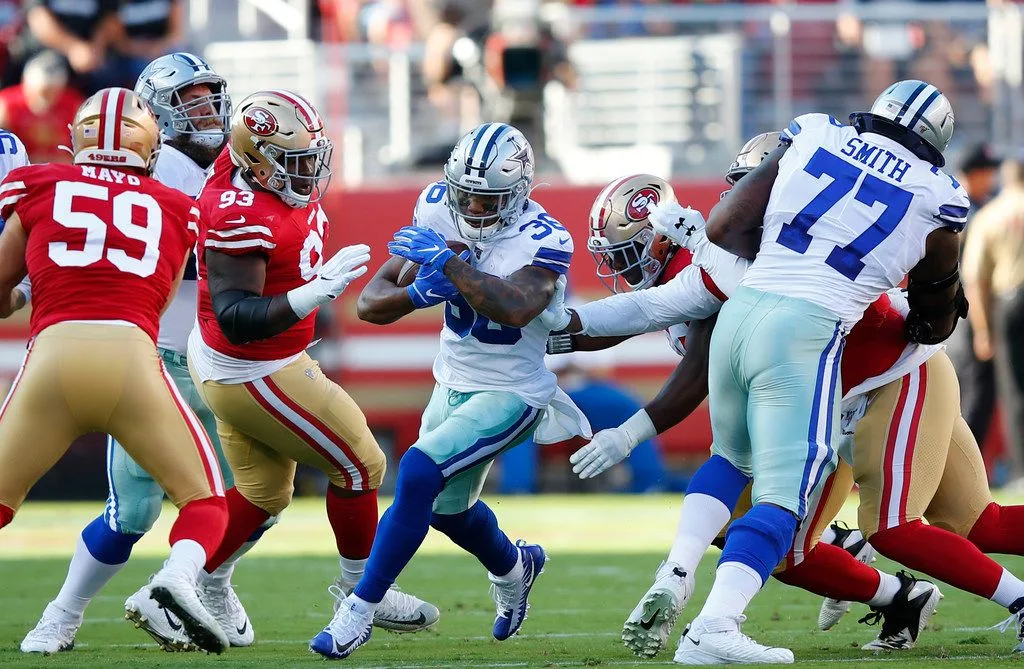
537, 275, 573, 332
287, 243, 370, 318
647, 200, 706, 250
568, 409, 657, 479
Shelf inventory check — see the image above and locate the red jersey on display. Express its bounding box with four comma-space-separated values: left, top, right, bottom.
0, 162, 199, 342
196, 149, 327, 361
0, 86, 84, 164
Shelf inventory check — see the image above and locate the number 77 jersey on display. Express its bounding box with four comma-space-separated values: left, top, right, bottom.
741, 113, 969, 325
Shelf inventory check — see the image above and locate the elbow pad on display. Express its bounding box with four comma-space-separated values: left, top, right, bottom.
904, 269, 969, 345
211, 289, 276, 345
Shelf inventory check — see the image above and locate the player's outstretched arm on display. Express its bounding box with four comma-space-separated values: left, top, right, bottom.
904, 228, 966, 344
356, 256, 417, 325
0, 213, 28, 319
707, 145, 787, 259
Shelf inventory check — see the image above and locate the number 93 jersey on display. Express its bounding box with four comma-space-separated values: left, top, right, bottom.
0, 162, 199, 342
195, 148, 328, 362
741, 113, 969, 326
414, 181, 573, 408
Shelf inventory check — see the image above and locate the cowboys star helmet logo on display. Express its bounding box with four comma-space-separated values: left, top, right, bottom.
243, 107, 279, 136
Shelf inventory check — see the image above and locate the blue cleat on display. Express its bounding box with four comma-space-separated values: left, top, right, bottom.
489, 540, 546, 640
309, 598, 373, 660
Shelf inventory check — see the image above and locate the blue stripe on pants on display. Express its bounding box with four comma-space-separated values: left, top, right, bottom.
439, 406, 540, 479
104, 435, 119, 530
799, 322, 843, 518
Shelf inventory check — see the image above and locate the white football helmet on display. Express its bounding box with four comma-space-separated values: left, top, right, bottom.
443, 123, 534, 242
850, 79, 954, 167
588, 174, 677, 293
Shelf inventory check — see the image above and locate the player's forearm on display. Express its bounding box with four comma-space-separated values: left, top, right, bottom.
443, 257, 543, 328
644, 317, 713, 433
356, 279, 416, 325
212, 290, 300, 345
569, 333, 632, 352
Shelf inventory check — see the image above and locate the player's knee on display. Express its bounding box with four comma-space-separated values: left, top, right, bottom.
722, 504, 799, 582
113, 492, 163, 535
395, 447, 444, 499
359, 436, 387, 490
237, 481, 293, 517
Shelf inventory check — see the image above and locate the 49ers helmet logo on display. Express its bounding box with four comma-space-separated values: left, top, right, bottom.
243, 107, 278, 136
626, 187, 660, 222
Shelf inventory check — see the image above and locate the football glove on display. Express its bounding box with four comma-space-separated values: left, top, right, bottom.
569, 409, 656, 479
286, 244, 370, 319
407, 249, 472, 309
537, 275, 573, 332
647, 200, 706, 250
388, 225, 455, 272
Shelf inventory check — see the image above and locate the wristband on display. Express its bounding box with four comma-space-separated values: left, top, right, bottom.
620, 409, 657, 450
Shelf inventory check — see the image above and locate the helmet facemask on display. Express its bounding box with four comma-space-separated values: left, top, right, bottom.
589, 227, 668, 294
444, 175, 527, 242
166, 78, 231, 149
258, 138, 334, 208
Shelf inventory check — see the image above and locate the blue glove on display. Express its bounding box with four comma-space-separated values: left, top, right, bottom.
407, 249, 472, 309
388, 225, 455, 272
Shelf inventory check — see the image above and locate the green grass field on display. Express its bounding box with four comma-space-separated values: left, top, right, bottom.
2, 495, 1023, 668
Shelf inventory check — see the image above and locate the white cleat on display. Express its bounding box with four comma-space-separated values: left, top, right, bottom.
125, 585, 196, 652
623, 561, 694, 658
21, 602, 81, 654
818, 523, 877, 631
333, 582, 440, 633
674, 615, 794, 665
198, 582, 255, 647
147, 568, 228, 654
309, 597, 374, 659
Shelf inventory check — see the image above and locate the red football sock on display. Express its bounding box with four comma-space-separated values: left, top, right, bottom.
0, 502, 13, 529
871, 520, 1003, 599
967, 502, 1024, 556
774, 542, 881, 602
326, 485, 378, 559
169, 496, 227, 561
204, 488, 270, 572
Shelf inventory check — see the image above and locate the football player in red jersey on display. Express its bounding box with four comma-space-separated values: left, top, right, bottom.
188, 89, 438, 632
0, 88, 230, 654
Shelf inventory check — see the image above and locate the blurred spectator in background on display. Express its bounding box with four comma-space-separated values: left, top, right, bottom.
108, 0, 185, 84
962, 152, 1024, 488
947, 144, 1002, 448
499, 351, 684, 495
0, 50, 82, 164
4, 0, 120, 93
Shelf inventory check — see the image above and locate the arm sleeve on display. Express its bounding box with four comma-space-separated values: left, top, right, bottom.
576, 264, 723, 337
204, 209, 275, 256
933, 182, 971, 233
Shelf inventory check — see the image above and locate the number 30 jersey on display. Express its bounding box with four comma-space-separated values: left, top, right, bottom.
193, 149, 328, 367
0, 162, 199, 342
741, 113, 969, 325
414, 182, 573, 408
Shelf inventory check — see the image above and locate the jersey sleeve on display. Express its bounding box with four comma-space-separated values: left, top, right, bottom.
204, 206, 275, 255
780, 113, 844, 144
931, 180, 970, 232
412, 182, 461, 240
0, 164, 32, 225
576, 264, 723, 337
530, 225, 573, 276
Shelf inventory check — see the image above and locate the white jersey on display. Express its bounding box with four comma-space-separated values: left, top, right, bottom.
415, 182, 573, 408
153, 144, 209, 354
741, 113, 968, 325
0, 130, 32, 299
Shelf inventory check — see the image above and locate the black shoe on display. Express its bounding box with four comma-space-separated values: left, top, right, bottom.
859, 570, 941, 650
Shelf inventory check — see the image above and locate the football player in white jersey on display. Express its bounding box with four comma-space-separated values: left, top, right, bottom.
0, 129, 32, 309
310, 122, 586, 659
20, 53, 266, 654
661, 79, 967, 663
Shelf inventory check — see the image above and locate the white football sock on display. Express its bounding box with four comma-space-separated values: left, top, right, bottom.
992, 569, 1024, 608
165, 539, 207, 582
667, 493, 732, 573
52, 534, 125, 619
495, 551, 525, 582
340, 557, 368, 590
868, 570, 902, 607
205, 538, 260, 588
698, 562, 764, 620
348, 593, 377, 615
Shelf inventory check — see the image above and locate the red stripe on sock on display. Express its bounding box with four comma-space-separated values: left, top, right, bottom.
326, 485, 378, 559
775, 542, 880, 602
871, 520, 1002, 599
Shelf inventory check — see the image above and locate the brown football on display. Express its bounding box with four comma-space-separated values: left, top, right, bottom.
396, 241, 470, 287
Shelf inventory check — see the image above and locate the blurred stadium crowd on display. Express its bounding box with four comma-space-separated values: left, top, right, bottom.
3, 0, 1024, 499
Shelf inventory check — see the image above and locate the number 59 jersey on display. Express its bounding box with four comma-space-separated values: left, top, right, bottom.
414, 182, 572, 408
0, 162, 199, 342
741, 113, 969, 326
